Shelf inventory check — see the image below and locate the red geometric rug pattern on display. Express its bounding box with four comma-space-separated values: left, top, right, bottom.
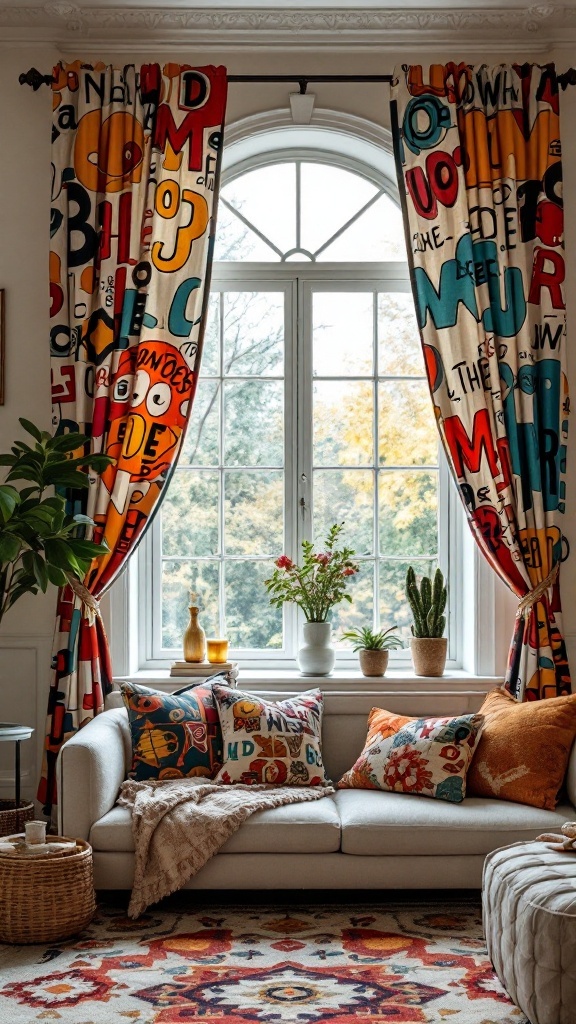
0, 901, 528, 1022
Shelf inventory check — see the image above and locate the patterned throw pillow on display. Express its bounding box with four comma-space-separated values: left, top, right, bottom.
338, 708, 484, 803
467, 688, 576, 809
212, 684, 328, 786
121, 681, 223, 782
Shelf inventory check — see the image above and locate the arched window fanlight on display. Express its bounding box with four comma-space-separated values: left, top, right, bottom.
215, 160, 406, 262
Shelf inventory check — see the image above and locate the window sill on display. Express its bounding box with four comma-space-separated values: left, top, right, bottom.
114, 668, 503, 695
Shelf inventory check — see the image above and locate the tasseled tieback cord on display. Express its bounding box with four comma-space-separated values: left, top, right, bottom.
516, 563, 559, 619
66, 575, 101, 626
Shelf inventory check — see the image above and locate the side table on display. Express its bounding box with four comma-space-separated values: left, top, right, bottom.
0, 723, 35, 836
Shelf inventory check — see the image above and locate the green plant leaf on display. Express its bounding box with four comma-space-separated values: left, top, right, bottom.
46, 564, 69, 587
18, 418, 43, 442
0, 533, 21, 563
44, 538, 83, 573
0, 485, 21, 523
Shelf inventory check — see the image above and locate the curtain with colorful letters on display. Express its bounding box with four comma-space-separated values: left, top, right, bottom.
391, 63, 570, 701
39, 61, 227, 813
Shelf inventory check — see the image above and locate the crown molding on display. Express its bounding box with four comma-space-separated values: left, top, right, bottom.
0, 3, 574, 49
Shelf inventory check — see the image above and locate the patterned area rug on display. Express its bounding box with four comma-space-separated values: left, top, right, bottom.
0, 899, 528, 1023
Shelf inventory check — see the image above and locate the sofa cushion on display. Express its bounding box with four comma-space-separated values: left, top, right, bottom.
121, 681, 223, 782
467, 688, 576, 809
212, 684, 328, 786
90, 796, 342, 855
338, 708, 483, 803
334, 789, 574, 857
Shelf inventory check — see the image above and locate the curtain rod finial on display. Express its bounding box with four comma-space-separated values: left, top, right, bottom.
19, 68, 53, 90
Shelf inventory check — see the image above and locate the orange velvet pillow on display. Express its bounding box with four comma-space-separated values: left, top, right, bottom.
467, 688, 576, 809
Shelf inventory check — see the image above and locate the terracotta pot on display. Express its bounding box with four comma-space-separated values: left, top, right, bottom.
410, 637, 448, 677
359, 650, 389, 677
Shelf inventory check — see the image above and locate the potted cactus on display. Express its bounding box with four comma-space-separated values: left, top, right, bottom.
341, 625, 403, 677
405, 566, 447, 677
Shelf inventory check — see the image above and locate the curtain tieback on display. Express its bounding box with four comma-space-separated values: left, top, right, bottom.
516, 564, 559, 618
67, 575, 101, 625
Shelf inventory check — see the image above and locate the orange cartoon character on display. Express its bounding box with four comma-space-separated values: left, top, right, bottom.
232, 697, 262, 734
105, 339, 195, 483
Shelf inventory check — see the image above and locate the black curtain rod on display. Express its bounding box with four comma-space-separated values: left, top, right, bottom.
18, 68, 394, 91
18, 66, 576, 92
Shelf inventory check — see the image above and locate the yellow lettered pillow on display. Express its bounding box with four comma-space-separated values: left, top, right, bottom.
212, 684, 328, 786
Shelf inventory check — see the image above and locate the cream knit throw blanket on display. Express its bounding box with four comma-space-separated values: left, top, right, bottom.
118, 778, 334, 918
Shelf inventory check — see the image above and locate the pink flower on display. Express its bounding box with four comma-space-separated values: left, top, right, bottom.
343, 567, 357, 576
275, 555, 294, 570
314, 553, 331, 566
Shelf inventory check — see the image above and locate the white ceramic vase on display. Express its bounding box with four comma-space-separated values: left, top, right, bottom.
297, 621, 335, 676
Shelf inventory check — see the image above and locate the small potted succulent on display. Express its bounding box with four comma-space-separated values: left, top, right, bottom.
341, 625, 404, 677
405, 566, 447, 677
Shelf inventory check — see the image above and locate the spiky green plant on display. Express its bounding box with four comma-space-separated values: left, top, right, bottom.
341, 625, 403, 652
405, 566, 447, 639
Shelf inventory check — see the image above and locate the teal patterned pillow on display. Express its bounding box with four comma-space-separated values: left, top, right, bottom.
121, 681, 223, 782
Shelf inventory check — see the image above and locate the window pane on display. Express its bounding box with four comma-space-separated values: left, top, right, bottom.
378, 293, 423, 377
225, 560, 283, 649
200, 292, 220, 376
161, 471, 219, 557
314, 380, 373, 466
331, 562, 375, 644
161, 560, 220, 648
224, 381, 283, 467
317, 192, 406, 261
313, 469, 373, 556
300, 163, 378, 255
224, 471, 284, 556
379, 470, 439, 557
180, 380, 219, 466
380, 558, 437, 644
222, 163, 296, 254
214, 203, 279, 262
223, 292, 284, 377
313, 293, 373, 377
379, 381, 438, 466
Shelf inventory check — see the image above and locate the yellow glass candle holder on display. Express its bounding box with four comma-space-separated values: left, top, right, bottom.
206, 638, 229, 664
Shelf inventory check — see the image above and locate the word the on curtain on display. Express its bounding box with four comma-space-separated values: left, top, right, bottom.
39, 61, 227, 813
391, 62, 570, 701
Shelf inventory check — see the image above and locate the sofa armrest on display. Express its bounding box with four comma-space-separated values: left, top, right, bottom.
56, 708, 131, 840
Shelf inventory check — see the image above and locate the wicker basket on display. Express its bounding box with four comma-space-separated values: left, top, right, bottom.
0, 835, 96, 944
0, 800, 34, 838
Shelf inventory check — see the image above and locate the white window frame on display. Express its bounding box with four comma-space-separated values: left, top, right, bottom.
137, 258, 461, 670
106, 116, 502, 682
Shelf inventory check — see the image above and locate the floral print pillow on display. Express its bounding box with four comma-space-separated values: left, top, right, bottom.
338, 708, 484, 803
212, 684, 328, 786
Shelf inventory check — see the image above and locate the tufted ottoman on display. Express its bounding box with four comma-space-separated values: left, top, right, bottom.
483, 841, 576, 1024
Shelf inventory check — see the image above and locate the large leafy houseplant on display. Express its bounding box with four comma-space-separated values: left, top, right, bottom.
0, 419, 112, 624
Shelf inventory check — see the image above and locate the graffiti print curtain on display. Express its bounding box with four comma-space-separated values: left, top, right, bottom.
391, 63, 570, 701
39, 61, 227, 812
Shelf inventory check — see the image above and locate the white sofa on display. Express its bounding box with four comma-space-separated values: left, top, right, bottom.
56, 688, 576, 891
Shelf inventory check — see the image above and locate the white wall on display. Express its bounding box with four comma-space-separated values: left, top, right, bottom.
0, 41, 570, 801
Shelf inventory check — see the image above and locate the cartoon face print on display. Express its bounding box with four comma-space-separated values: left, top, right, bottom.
106, 340, 195, 482
232, 698, 262, 734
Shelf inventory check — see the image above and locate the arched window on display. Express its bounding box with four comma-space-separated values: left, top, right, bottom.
146, 128, 454, 667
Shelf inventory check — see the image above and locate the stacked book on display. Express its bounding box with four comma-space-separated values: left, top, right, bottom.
169, 660, 238, 680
